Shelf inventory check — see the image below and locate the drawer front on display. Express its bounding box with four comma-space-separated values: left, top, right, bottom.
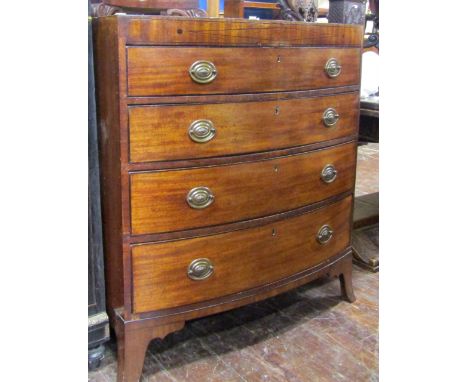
130, 142, 356, 235
132, 196, 352, 313
127, 47, 361, 97
126, 18, 363, 47
129, 92, 359, 163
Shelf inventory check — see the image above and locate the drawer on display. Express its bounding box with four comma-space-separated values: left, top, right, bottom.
127, 47, 361, 97
126, 18, 364, 47
129, 92, 359, 163
130, 142, 356, 235
132, 195, 352, 313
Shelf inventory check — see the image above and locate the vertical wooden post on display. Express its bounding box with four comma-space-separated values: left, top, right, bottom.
207, 0, 220, 17
224, 0, 244, 18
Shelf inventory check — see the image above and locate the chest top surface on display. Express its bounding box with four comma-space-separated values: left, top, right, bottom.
104, 15, 363, 47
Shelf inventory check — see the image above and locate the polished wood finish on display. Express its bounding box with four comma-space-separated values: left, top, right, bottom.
114, 250, 354, 379
125, 17, 363, 47
104, 0, 198, 8
132, 196, 352, 313
115, 317, 185, 382
224, 0, 244, 17
129, 92, 359, 163
93, 16, 125, 313
339, 259, 356, 302
133, 248, 354, 322
94, 16, 362, 382
130, 142, 356, 235
126, 85, 361, 105
128, 136, 356, 172
127, 46, 361, 96
128, 192, 351, 245
239, 1, 280, 9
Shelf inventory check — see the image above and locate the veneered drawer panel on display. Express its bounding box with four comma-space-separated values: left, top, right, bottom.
129, 92, 359, 163
130, 142, 356, 235
126, 18, 363, 47
132, 196, 352, 313
127, 47, 361, 97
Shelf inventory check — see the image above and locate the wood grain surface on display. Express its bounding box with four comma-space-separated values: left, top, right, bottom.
130, 142, 356, 235
127, 47, 361, 96
105, 0, 198, 9
94, 15, 362, 382
132, 196, 352, 313
125, 86, 361, 106
93, 17, 126, 313
125, 16, 363, 47
129, 92, 359, 163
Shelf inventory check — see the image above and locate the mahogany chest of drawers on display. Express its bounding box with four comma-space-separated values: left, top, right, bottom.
94, 15, 363, 382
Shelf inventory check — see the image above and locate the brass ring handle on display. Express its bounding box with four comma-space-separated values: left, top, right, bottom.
189, 60, 217, 84
321, 164, 338, 184
188, 120, 216, 143
316, 225, 333, 245
324, 58, 342, 78
322, 108, 340, 127
187, 258, 214, 281
186, 187, 215, 209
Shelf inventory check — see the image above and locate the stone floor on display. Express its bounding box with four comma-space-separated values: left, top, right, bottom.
89, 143, 379, 382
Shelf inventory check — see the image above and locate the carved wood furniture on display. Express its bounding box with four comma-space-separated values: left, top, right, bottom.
328, 0, 367, 25
92, 0, 207, 17
223, 0, 328, 20
93, 16, 363, 382
278, 0, 318, 21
